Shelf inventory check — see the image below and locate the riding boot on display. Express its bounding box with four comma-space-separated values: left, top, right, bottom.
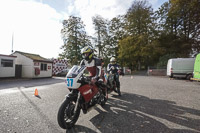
107, 85, 111, 93
117, 87, 121, 96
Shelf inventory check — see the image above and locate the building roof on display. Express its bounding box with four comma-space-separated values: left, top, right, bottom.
0, 54, 17, 58
14, 51, 53, 63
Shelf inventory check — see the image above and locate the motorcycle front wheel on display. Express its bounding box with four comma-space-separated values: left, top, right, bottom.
57, 99, 81, 129
100, 89, 108, 107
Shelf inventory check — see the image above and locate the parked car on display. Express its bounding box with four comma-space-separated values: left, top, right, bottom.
55, 68, 70, 77
167, 58, 195, 80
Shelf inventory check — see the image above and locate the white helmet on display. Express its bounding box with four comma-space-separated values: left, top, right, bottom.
110, 57, 116, 64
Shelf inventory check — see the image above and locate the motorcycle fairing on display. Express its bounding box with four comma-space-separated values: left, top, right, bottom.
78, 84, 98, 102
65, 65, 86, 89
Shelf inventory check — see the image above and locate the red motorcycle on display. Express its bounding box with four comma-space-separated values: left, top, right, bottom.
57, 65, 107, 129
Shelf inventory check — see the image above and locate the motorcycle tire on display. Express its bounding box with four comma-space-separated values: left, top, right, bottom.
100, 91, 108, 107
57, 99, 81, 129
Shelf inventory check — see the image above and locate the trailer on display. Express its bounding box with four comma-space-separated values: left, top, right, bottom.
167, 58, 195, 79
191, 54, 200, 81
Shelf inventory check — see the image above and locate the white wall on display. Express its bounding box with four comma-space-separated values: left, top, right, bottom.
12, 53, 33, 78
0, 55, 16, 78
13, 52, 52, 78
32, 62, 52, 78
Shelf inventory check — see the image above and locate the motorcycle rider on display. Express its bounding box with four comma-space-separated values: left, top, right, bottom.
107, 57, 121, 96
80, 46, 105, 86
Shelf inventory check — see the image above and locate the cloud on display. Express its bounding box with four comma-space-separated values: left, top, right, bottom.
70, 0, 133, 36
0, 0, 167, 58
68, 0, 167, 36
147, 0, 168, 11
0, 0, 68, 58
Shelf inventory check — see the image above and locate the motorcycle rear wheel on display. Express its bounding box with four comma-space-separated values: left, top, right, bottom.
57, 99, 80, 129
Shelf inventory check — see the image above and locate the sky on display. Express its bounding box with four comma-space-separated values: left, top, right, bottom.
0, 0, 168, 59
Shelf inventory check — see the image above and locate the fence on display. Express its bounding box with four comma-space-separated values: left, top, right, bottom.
147, 66, 166, 76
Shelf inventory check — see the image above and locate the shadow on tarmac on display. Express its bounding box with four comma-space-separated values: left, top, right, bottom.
66, 92, 200, 133
17, 88, 61, 133
0, 77, 65, 90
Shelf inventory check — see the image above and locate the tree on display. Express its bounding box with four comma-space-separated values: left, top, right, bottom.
119, 0, 161, 70
156, 0, 200, 58
171, 0, 200, 56
59, 16, 91, 65
92, 15, 108, 58
108, 15, 125, 59
118, 35, 139, 69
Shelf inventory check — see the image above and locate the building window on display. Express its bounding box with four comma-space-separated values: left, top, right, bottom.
41, 63, 47, 71
1, 59, 13, 67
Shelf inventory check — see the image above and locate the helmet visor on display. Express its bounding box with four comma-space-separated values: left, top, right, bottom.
82, 53, 89, 59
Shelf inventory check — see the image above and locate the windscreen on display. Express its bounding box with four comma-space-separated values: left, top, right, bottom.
66, 65, 86, 78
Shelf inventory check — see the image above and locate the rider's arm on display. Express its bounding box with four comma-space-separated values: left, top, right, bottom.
107, 64, 112, 72
80, 60, 85, 66
116, 64, 120, 70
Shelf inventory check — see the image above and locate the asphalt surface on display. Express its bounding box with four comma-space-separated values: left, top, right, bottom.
0, 76, 200, 133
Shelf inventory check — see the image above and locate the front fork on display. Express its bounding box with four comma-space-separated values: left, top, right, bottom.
66, 90, 81, 114
74, 92, 80, 114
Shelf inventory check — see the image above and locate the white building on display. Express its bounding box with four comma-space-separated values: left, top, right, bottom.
12, 51, 53, 78
0, 54, 16, 78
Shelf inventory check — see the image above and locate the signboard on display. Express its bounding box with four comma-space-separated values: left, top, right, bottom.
52, 59, 68, 75
56, 63, 66, 67
34, 62, 39, 66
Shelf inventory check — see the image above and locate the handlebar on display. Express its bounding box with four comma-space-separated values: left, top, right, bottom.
78, 75, 91, 84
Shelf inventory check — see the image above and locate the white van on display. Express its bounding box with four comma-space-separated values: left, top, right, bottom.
167, 58, 195, 79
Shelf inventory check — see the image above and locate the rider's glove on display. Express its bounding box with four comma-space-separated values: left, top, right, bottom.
91, 76, 99, 84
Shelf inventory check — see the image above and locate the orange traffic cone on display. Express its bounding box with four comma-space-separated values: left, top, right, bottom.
34, 89, 39, 96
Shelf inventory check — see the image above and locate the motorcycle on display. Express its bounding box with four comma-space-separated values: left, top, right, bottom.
106, 70, 121, 96
57, 65, 108, 129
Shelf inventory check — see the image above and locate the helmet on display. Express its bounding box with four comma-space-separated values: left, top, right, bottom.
110, 57, 116, 64
81, 46, 93, 61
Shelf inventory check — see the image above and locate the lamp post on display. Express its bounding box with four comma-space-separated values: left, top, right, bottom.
11, 32, 14, 53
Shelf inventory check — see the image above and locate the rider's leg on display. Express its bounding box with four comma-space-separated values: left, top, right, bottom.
106, 74, 111, 91
115, 74, 121, 96
115, 74, 120, 88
